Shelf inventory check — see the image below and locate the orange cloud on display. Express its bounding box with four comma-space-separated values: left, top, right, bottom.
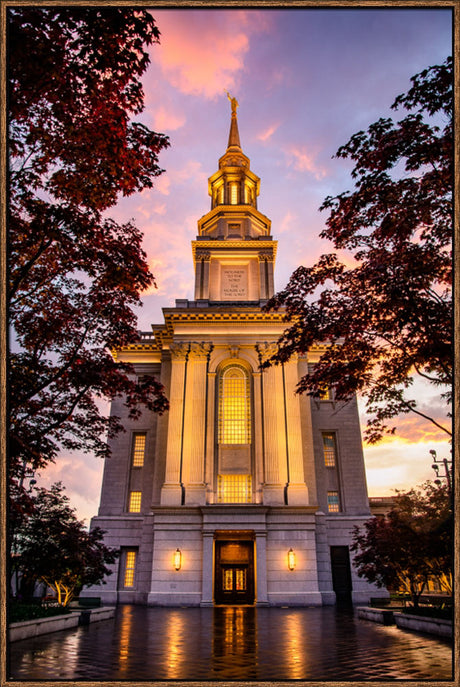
150, 10, 270, 98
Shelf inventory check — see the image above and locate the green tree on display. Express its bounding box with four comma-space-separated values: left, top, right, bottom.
14, 483, 119, 606
264, 58, 452, 443
8, 8, 170, 497
351, 482, 452, 607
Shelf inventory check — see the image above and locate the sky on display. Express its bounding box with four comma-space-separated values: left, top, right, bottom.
36, 6, 453, 524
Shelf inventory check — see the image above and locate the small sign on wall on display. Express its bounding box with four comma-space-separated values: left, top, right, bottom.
221, 266, 248, 300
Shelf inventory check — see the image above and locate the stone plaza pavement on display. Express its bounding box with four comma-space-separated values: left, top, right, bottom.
8, 604, 453, 682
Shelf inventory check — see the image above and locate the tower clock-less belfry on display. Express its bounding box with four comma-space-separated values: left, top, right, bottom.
88, 99, 385, 607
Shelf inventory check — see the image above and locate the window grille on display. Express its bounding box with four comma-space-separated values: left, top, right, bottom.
128, 491, 142, 513
322, 433, 336, 467
124, 551, 136, 587
327, 491, 340, 513
217, 474, 252, 503
218, 366, 251, 444
132, 433, 146, 467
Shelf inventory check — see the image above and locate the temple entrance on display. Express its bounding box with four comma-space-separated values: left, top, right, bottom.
214, 532, 255, 605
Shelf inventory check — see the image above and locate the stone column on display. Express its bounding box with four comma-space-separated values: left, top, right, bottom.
202, 253, 211, 300
160, 343, 189, 506
283, 357, 309, 505
255, 532, 269, 605
252, 370, 264, 504
194, 259, 203, 300
200, 531, 214, 606
258, 256, 267, 299
184, 343, 213, 505
259, 253, 275, 299
256, 343, 286, 505
205, 371, 216, 504
195, 252, 211, 300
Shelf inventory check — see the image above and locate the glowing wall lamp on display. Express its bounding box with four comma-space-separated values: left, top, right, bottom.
287, 548, 296, 571
173, 548, 182, 571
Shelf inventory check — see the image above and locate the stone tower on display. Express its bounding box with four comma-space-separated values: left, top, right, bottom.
87, 98, 384, 607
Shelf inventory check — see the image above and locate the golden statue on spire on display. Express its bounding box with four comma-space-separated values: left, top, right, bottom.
226, 91, 239, 115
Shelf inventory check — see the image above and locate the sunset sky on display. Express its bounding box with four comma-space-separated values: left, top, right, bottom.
37, 6, 453, 524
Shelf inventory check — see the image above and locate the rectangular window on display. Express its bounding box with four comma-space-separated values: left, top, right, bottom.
319, 386, 331, 400
128, 491, 142, 513
217, 474, 252, 503
124, 550, 137, 587
322, 432, 337, 467
132, 433, 146, 467
327, 491, 340, 513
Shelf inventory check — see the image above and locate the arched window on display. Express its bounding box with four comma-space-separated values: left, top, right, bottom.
218, 365, 251, 444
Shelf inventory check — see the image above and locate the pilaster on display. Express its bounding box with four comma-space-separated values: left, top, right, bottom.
184, 343, 213, 505
160, 343, 188, 506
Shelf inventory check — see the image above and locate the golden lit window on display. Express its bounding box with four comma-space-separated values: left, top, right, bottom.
124, 550, 136, 587
218, 185, 224, 204
128, 491, 142, 513
318, 386, 331, 400
218, 474, 252, 503
327, 491, 340, 513
132, 433, 146, 467
230, 183, 238, 204
322, 433, 336, 467
219, 366, 251, 444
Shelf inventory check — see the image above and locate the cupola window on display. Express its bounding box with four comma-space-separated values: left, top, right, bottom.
230, 183, 238, 205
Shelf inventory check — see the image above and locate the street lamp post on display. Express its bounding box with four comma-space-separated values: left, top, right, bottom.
429, 449, 452, 493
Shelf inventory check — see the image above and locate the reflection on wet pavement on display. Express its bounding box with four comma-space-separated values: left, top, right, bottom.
9, 604, 453, 681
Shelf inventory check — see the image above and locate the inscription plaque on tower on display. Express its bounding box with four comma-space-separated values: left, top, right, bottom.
221, 266, 248, 300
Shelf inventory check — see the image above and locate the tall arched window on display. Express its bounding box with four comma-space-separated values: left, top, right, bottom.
218, 365, 251, 444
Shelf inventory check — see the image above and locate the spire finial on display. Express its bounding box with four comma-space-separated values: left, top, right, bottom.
226, 91, 239, 116
225, 91, 241, 150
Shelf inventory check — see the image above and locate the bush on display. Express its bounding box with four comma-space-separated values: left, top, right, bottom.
9, 600, 71, 623
403, 605, 453, 620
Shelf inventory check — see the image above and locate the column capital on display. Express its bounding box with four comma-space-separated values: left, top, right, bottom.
259, 252, 274, 262
255, 341, 278, 363
190, 342, 214, 359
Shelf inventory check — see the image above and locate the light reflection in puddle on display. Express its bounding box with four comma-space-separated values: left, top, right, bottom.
8, 605, 453, 681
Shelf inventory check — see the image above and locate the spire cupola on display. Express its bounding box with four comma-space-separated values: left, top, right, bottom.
192, 95, 276, 304
204, 93, 262, 215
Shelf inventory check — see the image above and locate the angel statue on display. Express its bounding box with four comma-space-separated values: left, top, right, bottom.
226, 91, 239, 114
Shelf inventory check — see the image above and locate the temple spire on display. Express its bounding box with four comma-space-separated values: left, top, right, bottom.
226, 92, 241, 149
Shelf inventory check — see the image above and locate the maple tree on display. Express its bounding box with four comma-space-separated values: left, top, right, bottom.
351, 482, 452, 607
8, 8, 170, 493
264, 58, 452, 443
13, 483, 119, 606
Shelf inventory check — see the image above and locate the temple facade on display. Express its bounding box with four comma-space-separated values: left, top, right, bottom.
88, 100, 385, 607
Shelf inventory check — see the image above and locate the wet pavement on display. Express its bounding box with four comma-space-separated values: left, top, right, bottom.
9, 604, 453, 681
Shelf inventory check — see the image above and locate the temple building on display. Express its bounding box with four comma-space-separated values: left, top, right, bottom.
87, 98, 385, 607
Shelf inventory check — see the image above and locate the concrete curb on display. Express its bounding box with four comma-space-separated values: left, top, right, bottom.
9, 606, 116, 642
356, 606, 395, 625
394, 612, 452, 638
9, 612, 80, 642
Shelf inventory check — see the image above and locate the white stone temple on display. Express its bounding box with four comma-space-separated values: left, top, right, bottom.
87, 98, 385, 607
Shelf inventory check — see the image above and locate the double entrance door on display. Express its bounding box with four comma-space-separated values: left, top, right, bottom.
214, 534, 255, 605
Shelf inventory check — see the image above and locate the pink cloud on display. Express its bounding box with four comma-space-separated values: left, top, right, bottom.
285, 145, 327, 179
152, 105, 186, 132
258, 123, 279, 142
150, 10, 271, 98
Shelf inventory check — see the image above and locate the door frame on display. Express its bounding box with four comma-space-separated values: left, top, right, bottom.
214, 531, 255, 605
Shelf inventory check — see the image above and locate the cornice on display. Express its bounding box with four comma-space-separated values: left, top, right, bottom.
192, 240, 278, 264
